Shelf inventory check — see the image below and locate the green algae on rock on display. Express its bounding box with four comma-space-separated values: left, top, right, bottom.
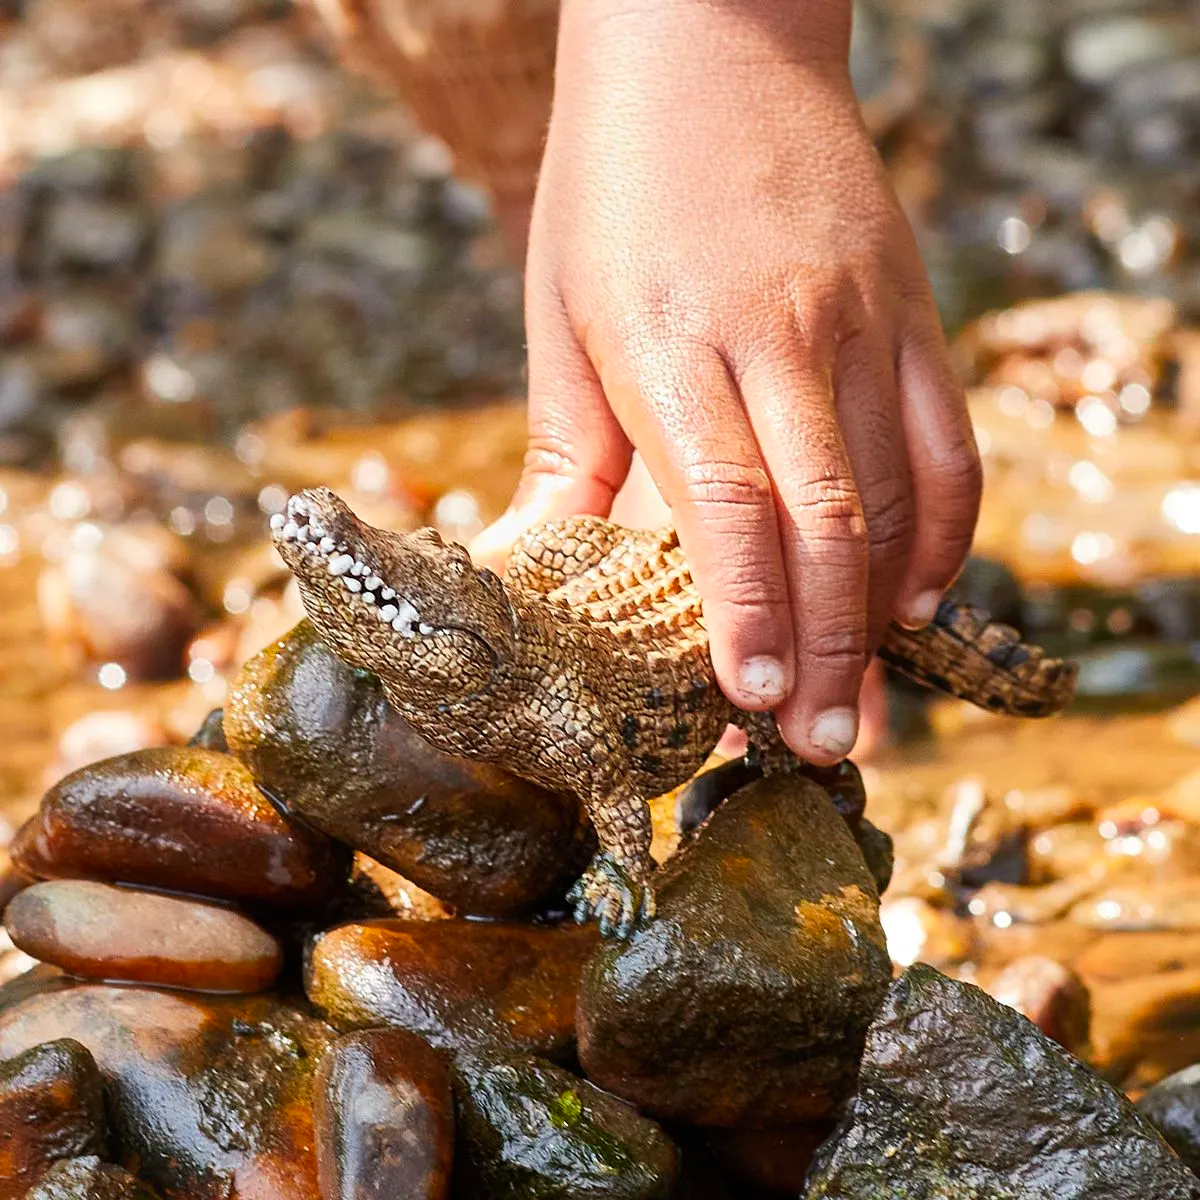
803, 963, 1200, 1199
24, 1156, 162, 1199
306, 918, 597, 1061
224, 621, 589, 918
0, 975, 336, 1200
315, 1028, 454, 1200
578, 774, 891, 1127
11, 746, 346, 909
0, 1039, 108, 1199
452, 1050, 678, 1200
5, 881, 283, 994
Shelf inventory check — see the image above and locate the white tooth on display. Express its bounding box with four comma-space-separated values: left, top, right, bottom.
319, 537, 335, 553
363, 592, 375, 604
296, 526, 310, 542
304, 542, 319, 553
344, 578, 362, 592
328, 554, 354, 576
380, 587, 395, 601
351, 562, 367, 577
418, 623, 434, 635
365, 575, 382, 591
269, 513, 285, 531
310, 523, 325, 537
392, 600, 420, 637
379, 604, 398, 621
282, 521, 299, 540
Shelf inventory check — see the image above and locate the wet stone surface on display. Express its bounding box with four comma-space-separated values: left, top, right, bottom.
0, 975, 336, 1200
11, 746, 347, 909
306, 918, 597, 1061
0, 1038, 108, 1198
25, 1156, 162, 1200
803, 964, 1200, 1199
1138, 1064, 1200, 1177
452, 1049, 679, 1200
578, 774, 891, 1127
225, 622, 588, 917
4, 881, 282, 993
986, 954, 1092, 1055
315, 1028, 454, 1200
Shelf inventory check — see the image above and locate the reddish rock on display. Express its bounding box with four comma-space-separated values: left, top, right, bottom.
986, 956, 1092, 1056
5, 882, 282, 994
577, 775, 891, 1127
315, 1029, 453, 1200
0, 976, 335, 1200
0, 1039, 108, 1198
225, 622, 589, 917
12, 747, 347, 909
305, 919, 597, 1060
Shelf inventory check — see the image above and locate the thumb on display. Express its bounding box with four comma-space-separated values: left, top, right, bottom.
471, 319, 631, 572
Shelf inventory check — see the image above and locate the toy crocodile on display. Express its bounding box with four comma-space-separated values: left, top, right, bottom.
273, 489, 1076, 936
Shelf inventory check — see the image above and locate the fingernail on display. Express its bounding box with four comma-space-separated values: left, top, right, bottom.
900, 589, 942, 630
738, 656, 787, 706
809, 707, 859, 760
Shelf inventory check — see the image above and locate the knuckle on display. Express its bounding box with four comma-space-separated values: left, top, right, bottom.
522, 429, 583, 478
864, 480, 916, 562
799, 624, 868, 672
929, 440, 984, 512
790, 475, 868, 541
678, 459, 775, 513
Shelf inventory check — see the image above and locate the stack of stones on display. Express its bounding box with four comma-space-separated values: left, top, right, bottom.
0, 619, 1197, 1197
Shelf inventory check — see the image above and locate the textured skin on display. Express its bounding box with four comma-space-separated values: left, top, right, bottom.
273, 489, 1077, 936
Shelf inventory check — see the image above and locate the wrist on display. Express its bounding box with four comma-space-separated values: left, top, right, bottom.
559, 0, 853, 70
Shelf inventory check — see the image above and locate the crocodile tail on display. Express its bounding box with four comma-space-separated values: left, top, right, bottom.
877, 601, 1077, 718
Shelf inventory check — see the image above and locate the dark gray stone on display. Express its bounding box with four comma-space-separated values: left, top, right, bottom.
803, 964, 1200, 1198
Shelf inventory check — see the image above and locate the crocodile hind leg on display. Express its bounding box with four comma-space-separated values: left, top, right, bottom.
568, 776, 656, 938
737, 710, 802, 775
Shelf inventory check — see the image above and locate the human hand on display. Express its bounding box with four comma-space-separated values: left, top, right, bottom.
473, 0, 981, 765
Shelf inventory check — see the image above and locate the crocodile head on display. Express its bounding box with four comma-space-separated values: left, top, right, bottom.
271, 488, 517, 707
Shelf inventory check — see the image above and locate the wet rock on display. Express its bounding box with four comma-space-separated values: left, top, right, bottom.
187, 709, 227, 752
42, 198, 147, 274
803, 964, 1199, 1199
0, 977, 335, 1199
452, 1050, 678, 1200
5, 881, 282, 993
578, 774, 891, 1126
25, 1156, 161, 1199
36, 523, 201, 680
1137, 1064, 1200, 1176
0, 1039, 107, 1198
706, 1122, 836, 1193
1063, 15, 1194, 88
225, 622, 587, 917
986, 955, 1092, 1055
1072, 642, 1200, 713
315, 1028, 453, 1200
11, 747, 346, 909
853, 819, 894, 896
306, 919, 596, 1061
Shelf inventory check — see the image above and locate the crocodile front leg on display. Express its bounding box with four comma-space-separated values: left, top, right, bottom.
568, 776, 656, 938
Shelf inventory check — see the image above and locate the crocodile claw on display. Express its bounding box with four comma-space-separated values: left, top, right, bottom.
568, 852, 656, 939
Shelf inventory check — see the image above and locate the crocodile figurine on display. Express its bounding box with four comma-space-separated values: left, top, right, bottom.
272, 488, 1077, 937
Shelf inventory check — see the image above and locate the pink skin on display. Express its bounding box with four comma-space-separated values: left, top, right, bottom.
473, 0, 980, 765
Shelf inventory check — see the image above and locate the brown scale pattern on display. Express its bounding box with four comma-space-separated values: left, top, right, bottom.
280, 496, 1077, 939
